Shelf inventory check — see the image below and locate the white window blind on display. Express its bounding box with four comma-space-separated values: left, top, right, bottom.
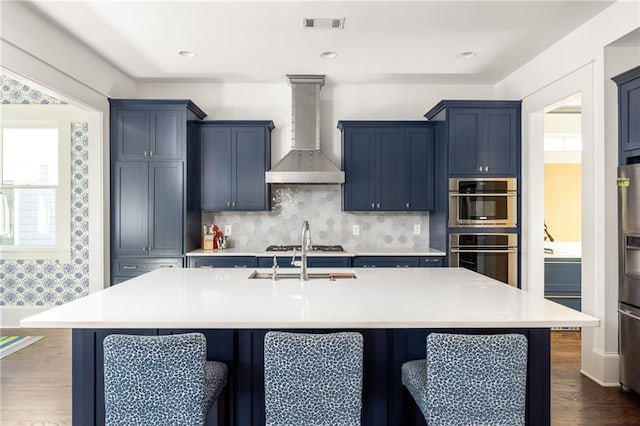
0, 105, 72, 261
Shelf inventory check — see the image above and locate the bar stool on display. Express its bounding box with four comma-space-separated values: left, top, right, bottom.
402, 333, 528, 426
103, 332, 227, 425
263, 331, 364, 426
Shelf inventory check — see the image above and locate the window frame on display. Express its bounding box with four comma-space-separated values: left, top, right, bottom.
0, 104, 72, 262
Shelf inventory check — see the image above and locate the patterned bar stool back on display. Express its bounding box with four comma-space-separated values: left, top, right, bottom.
402, 333, 528, 426
103, 332, 227, 426
264, 331, 364, 426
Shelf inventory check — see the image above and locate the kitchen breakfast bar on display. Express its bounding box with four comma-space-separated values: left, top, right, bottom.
21, 267, 599, 426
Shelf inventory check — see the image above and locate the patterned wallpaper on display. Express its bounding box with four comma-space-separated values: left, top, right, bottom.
203, 186, 430, 251
0, 74, 89, 306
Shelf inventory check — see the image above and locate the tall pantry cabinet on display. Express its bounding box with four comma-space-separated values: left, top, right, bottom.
109, 99, 206, 284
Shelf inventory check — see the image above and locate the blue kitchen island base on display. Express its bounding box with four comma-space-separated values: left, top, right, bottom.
72, 328, 550, 426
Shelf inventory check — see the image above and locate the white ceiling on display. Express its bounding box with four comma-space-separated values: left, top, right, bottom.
27, 0, 615, 84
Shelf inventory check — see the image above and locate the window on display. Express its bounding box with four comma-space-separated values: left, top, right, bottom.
0, 105, 71, 261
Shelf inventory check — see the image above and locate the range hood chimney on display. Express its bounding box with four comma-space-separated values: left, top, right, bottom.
265, 74, 345, 184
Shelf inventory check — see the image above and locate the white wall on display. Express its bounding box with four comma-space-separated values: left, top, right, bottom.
496, 0, 640, 385
0, 1, 135, 99
137, 82, 494, 166
1, 1, 137, 326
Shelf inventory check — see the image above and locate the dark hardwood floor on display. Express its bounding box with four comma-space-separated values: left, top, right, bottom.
551, 331, 640, 425
1, 329, 639, 425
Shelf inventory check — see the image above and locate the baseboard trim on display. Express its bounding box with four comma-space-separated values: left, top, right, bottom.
0, 306, 52, 328
580, 344, 621, 387
581, 368, 620, 387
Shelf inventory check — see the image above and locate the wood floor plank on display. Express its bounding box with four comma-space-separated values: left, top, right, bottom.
1, 329, 639, 425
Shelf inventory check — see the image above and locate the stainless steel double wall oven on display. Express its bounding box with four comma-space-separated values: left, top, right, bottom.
448, 177, 519, 287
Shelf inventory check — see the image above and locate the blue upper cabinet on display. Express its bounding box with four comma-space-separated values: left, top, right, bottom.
425, 101, 521, 176
406, 127, 436, 211
194, 121, 274, 211
111, 100, 204, 161
339, 121, 436, 211
613, 66, 640, 163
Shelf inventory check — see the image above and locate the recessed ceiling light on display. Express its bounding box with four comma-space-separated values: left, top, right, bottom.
456, 51, 476, 60
320, 51, 338, 59
178, 50, 197, 58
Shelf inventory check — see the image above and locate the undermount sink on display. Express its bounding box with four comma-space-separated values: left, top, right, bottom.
248, 271, 357, 280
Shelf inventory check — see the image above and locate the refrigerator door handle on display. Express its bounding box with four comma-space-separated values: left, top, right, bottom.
618, 308, 640, 322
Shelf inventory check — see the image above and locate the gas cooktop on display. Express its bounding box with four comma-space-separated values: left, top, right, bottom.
265, 245, 345, 252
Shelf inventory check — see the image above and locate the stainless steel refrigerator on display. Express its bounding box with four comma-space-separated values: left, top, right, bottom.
618, 164, 640, 393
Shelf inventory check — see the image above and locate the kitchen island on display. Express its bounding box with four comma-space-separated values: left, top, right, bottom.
22, 267, 598, 426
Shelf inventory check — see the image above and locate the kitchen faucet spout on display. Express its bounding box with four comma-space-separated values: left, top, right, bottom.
290, 221, 312, 280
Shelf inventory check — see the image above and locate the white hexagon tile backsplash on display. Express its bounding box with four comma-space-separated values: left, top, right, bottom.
203, 185, 430, 251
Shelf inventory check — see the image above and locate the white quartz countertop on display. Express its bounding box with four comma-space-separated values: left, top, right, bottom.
544, 242, 582, 259
187, 247, 446, 257
21, 267, 599, 329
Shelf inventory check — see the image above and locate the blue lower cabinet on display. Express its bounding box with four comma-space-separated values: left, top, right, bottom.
544, 258, 581, 311
188, 256, 257, 268
353, 256, 444, 268
545, 296, 581, 312
257, 256, 351, 268
353, 256, 421, 268
112, 257, 184, 284
420, 257, 444, 267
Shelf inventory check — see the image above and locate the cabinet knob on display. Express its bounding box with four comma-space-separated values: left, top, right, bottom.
478, 166, 483, 172
144, 151, 149, 157
484, 166, 489, 172
226, 202, 230, 207
406, 202, 410, 208
149, 150, 154, 157
377, 203, 381, 208
232, 201, 236, 207
371, 203, 375, 208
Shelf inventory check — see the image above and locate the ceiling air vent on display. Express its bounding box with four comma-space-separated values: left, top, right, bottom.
303, 18, 345, 29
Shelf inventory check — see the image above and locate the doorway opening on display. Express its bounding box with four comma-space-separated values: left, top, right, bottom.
543, 93, 583, 315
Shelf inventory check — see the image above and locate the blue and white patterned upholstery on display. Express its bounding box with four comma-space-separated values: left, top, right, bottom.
402, 333, 528, 426
103, 332, 227, 426
263, 331, 364, 426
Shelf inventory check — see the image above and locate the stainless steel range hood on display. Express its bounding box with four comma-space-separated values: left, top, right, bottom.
265, 75, 345, 184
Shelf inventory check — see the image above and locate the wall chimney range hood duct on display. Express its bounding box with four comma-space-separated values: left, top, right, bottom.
265, 75, 345, 184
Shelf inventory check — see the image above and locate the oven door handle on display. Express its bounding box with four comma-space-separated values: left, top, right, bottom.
450, 249, 518, 254
449, 193, 517, 197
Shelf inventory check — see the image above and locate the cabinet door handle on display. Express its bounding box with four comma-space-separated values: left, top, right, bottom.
199, 265, 214, 269
159, 265, 174, 268
376, 203, 381, 208
122, 265, 138, 270
233, 265, 247, 268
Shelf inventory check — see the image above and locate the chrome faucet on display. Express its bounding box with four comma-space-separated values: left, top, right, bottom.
291, 221, 312, 280
271, 255, 279, 281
